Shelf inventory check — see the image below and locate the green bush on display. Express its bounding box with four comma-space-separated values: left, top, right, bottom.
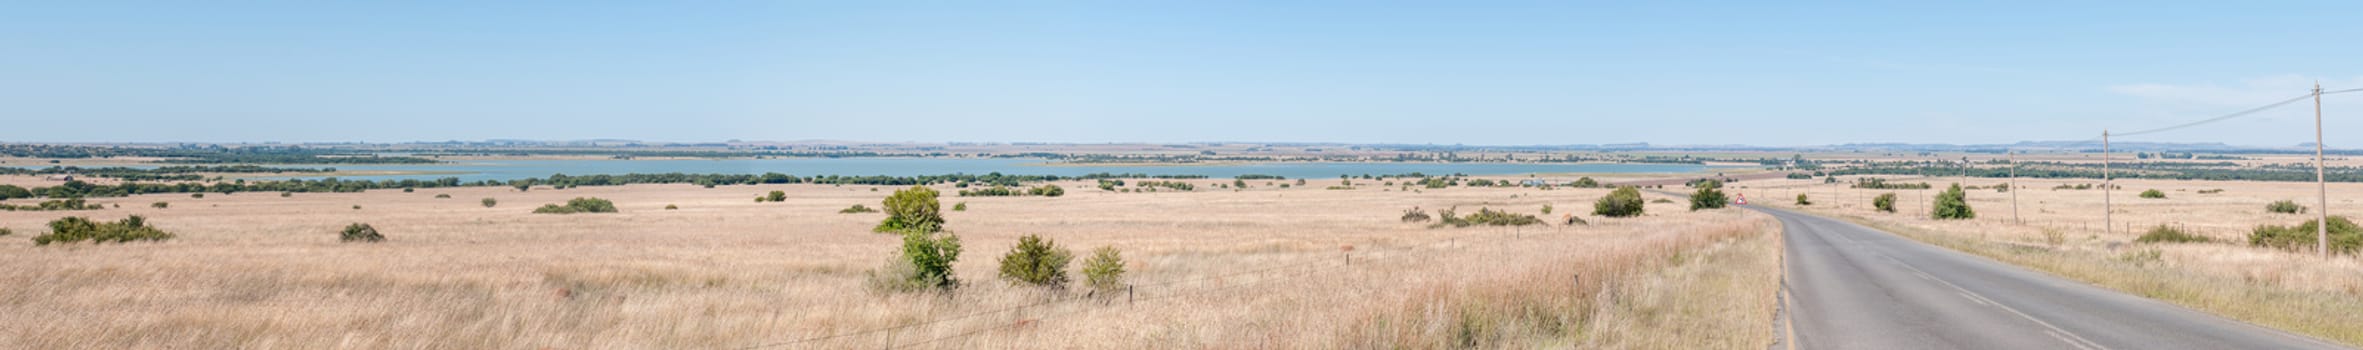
0, 198, 106, 211
1081, 246, 1126, 293
33, 216, 174, 245
1028, 184, 1065, 197
1593, 186, 1645, 217
876, 186, 945, 233
533, 197, 618, 214
151, 202, 169, 209
1400, 208, 1432, 223
665, 204, 679, 210
2268, 200, 2306, 214
402, 188, 414, 193
2197, 189, 2224, 194
958, 186, 1022, 197
1688, 180, 1727, 211
1931, 184, 1974, 219
2135, 225, 2209, 244
953, 202, 967, 211
1874, 193, 1897, 213
339, 223, 384, 243
2139, 189, 2166, 199
0, 228, 10, 237
871, 230, 963, 292
1540, 204, 1553, 214
840, 204, 878, 213
998, 234, 1074, 288
1795, 194, 1811, 206
434, 194, 451, 199
481, 198, 498, 208
764, 190, 787, 202
1433, 207, 1543, 228
190, 193, 204, 199
0, 184, 30, 200
2249, 216, 2363, 255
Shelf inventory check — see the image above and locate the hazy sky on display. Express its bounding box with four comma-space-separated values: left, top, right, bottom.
6, 1, 2362, 147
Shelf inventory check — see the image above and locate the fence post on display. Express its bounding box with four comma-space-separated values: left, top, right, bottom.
1127, 284, 1134, 305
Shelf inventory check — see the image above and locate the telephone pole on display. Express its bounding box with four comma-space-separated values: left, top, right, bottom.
2315, 82, 2329, 259
2103, 130, 2112, 235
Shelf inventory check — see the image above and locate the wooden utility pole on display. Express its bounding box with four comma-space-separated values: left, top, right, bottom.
2010, 150, 2020, 225
2103, 130, 2112, 235
2316, 82, 2330, 259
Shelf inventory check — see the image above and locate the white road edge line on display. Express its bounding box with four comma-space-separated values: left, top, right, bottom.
1879, 252, 2114, 350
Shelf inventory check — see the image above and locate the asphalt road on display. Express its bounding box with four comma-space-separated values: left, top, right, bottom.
1758, 206, 2349, 350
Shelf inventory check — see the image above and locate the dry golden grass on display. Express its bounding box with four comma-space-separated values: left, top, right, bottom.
1742, 175, 2363, 346
0, 178, 1777, 349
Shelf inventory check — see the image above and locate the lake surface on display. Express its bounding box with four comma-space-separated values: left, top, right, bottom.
221, 158, 1737, 182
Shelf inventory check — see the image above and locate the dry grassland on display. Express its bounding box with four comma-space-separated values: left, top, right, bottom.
0, 177, 1776, 349
1741, 175, 2363, 346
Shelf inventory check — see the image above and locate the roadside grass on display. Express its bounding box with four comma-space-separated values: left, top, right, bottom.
1819, 212, 2363, 347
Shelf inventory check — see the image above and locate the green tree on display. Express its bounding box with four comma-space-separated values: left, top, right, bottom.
765, 190, 787, 202
1874, 193, 1897, 213
1234, 179, 1248, 188
1572, 177, 1600, 188
0, 184, 31, 200
997, 234, 1074, 288
1689, 180, 1728, 211
1932, 184, 1975, 219
1796, 194, 1811, 206
1593, 186, 1646, 217
877, 186, 946, 233
898, 230, 963, 289
481, 197, 498, 208
1081, 246, 1127, 293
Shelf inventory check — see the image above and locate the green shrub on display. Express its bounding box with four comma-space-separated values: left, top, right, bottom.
1932, 184, 1974, 219
1874, 193, 1897, 213
280, 192, 293, 197
1593, 186, 1646, 217
2139, 189, 2166, 199
876, 186, 945, 233
1540, 204, 1553, 214
2267, 200, 2306, 214
339, 223, 384, 243
1650, 198, 1674, 203
665, 204, 679, 210
840, 204, 878, 213
764, 190, 787, 202
533, 197, 618, 214
152, 202, 169, 209
1401, 208, 1432, 223
959, 186, 1022, 197
998, 234, 1074, 288
1028, 184, 1065, 197
1433, 207, 1543, 228
2135, 225, 2209, 244
434, 194, 451, 199
3, 198, 109, 211
1081, 246, 1127, 293
1795, 194, 1812, 206
2197, 189, 2224, 194
352, 205, 362, 210
190, 193, 204, 199
1688, 180, 1728, 211
870, 230, 963, 292
402, 188, 414, 193
33, 216, 174, 245
481, 198, 498, 208
953, 202, 967, 211
0, 184, 30, 200
0, 228, 10, 237
2249, 216, 2363, 255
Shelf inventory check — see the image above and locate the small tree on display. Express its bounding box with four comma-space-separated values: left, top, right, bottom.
877, 186, 946, 233
998, 234, 1074, 289
339, 223, 384, 243
765, 190, 788, 202
1234, 179, 1248, 188
1540, 204, 1553, 214
1689, 180, 1728, 211
1593, 186, 1646, 217
1795, 194, 1811, 206
953, 202, 968, 211
898, 230, 963, 290
1932, 184, 1975, 219
481, 198, 498, 208
1874, 193, 1897, 213
2139, 189, 2166, 199
1081, 246, 1126, 293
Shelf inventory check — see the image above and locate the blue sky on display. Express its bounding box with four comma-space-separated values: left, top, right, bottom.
5, 1, 2361, 147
